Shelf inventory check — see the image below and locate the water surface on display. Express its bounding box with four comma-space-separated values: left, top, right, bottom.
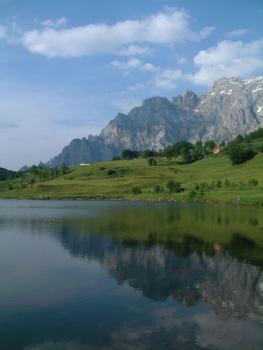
0, 200, 263, 350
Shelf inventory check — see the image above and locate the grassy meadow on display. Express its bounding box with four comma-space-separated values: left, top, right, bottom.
1, 153, 263, 205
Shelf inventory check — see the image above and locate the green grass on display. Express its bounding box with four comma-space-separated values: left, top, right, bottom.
1, 154, 263, 205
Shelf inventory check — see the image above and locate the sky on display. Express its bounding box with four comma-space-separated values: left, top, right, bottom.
0, 0, 262, 170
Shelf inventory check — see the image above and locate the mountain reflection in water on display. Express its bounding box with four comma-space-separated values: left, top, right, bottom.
0, 200, 262, 350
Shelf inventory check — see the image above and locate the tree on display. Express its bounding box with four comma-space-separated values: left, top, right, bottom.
122, 149, 140, 160
162, 141, 194, 159
142, 149, 157, 158
204, 140, 216, 155
229, 145, 256, 165
181, 148, 194, 164
62, 165, 69, 175
193, 141, 204, 160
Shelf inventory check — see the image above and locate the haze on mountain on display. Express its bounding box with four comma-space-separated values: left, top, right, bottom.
45, 76, 263, 168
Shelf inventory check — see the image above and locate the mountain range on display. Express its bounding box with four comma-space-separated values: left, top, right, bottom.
45, 76, 263, 167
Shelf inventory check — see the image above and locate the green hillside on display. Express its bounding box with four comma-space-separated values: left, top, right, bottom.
1, 153, 263, 205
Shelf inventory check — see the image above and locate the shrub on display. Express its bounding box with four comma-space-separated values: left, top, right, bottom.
248, 179, 258, 186
154, 184, 164, 193
7, 183, 14, 190
166, 180, 182, 193
189, 190, 197, 199
148, 157, 157, 166
131, 186, 142, 194
107, 169, 116, 176
194, 183, 200, 191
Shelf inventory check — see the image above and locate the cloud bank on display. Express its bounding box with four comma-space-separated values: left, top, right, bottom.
191, 38, 263, 85
21, 9, 214, 57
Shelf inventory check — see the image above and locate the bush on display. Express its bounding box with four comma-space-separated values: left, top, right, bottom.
154, 184, 164, 193
131, 186, 142, 194
166, 180, 182, 193
248, 179, 258, 186
194, 183, 200, 191
107, 169, 116, 176
216, 180, 222, 188
189, 190, 197, 199
148, 157, 157, 166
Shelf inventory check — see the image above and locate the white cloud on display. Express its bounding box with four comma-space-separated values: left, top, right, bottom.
111, 57, 185, 90
111, 58, 158, 72
111, 58, 142, 70
39, 17, 67, 28
226, 28, 248, 38
154, 68, 184, 90
117, 44, 151, 56
21, 9, 214, 57
190, 38, 263, 85
0, 25, 7, 39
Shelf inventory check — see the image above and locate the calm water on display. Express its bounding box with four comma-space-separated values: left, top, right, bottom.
0, 200, 263, 350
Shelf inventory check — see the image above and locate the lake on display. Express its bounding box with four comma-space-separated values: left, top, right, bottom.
0, 200, 262, 350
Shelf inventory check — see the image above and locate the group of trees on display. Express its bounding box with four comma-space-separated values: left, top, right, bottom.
117, 139, 218, 165
224, 133, 261, 165
116, 127, 263, 166
2, 165, 70, 190
160, 140, 217, 163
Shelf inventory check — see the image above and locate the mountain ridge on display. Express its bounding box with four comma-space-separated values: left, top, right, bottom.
45, 76, 263, 167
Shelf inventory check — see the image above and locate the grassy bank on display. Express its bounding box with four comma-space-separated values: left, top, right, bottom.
1, 153, 263, 205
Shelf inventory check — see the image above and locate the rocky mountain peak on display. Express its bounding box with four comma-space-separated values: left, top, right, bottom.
212, 76, 243, 89
142, 96, 171, 107
171, 90, 199, 109
44, 76, 263, 167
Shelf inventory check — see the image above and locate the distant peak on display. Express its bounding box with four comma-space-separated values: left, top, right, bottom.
212, 77, 242, 89
172, 89, 199, 108
183, 89, 197, 96
142, 96, 170, 106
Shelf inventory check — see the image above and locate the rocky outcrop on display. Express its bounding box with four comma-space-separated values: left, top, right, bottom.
46, 76, 263, 167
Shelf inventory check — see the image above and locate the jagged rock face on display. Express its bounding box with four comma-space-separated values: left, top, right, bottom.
100, 97, 203, 151
195, 77, 263, 142
46, 76, 263, 167
46, 135, 119, 167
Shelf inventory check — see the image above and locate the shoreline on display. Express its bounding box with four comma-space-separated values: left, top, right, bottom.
0, 194, 261, 208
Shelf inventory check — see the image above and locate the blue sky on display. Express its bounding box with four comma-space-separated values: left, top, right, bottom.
0, 0, 262, 169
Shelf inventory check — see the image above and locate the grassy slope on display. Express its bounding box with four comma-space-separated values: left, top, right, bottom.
1, 153, 263, 205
